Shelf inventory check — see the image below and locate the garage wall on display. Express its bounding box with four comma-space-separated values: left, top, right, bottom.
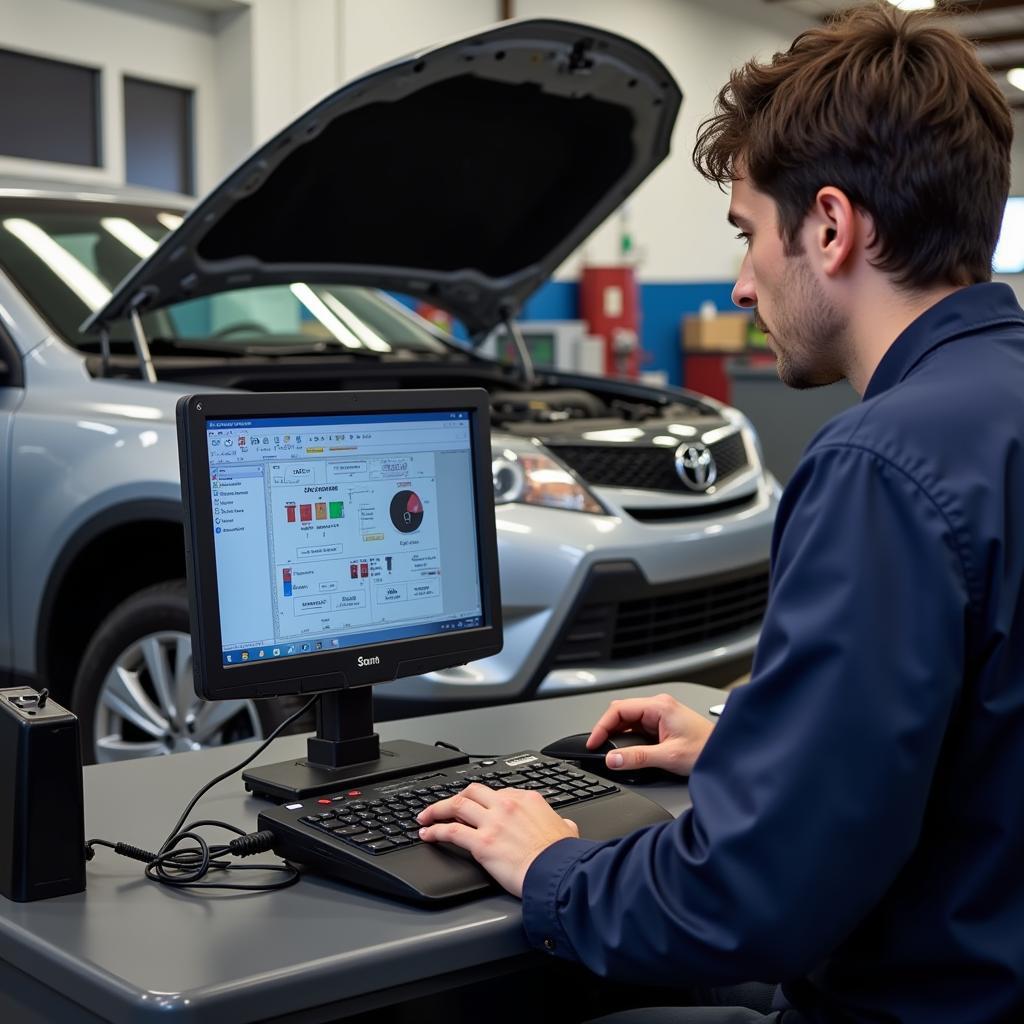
0, 0, 228, 194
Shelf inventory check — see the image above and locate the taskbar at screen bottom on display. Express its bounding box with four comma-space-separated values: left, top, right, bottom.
221, 614, 484, 667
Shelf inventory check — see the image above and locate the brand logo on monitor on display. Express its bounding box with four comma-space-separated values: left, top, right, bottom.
357, 655, 381, 667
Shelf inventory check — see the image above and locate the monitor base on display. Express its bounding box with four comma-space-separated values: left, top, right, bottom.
242, 739, 468, 802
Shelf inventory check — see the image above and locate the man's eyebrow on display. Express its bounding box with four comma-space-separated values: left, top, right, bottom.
728, 211, 751, 229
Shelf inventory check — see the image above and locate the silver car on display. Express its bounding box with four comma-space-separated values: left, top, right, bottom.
0, 19, 779, 763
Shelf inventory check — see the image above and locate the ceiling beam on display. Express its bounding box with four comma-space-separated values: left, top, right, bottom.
957, 0, 1024, 9
775, 0, 1024, 15
982, 56, 1024, 71
972, 29, 1024, 44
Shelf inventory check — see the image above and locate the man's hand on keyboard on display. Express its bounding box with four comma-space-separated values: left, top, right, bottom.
416, 783, 579, 897
587, 692, 715, 777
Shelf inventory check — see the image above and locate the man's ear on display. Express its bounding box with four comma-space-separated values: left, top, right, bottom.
812, 187, 858, 278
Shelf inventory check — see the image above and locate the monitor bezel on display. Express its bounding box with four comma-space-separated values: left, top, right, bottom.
177, 388, 503, 702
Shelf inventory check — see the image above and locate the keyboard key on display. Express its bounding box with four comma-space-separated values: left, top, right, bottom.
548, 794, 576, 808
503, 774, 527, 786
405, 830, 423, 841
331, 824, 367, 837
536, 787, 561, 797
351, 831, 385, 845
381, 825, 403, 836
586, 783, 618, 795
365, 840, 396, 854
390, 835, 413, 846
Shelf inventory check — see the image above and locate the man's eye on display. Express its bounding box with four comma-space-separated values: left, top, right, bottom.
735, 231, 751, 246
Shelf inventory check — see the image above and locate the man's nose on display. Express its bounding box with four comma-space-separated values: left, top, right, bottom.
732, 252, 757, 309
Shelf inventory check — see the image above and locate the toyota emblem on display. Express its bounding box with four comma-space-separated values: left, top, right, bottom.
675, 443, 717, 491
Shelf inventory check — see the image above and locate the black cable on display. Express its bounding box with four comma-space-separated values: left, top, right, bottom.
433, 740, 499, 759
86, 695, 319, 894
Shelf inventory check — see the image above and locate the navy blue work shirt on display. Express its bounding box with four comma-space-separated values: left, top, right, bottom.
521, 282, 1024, 1023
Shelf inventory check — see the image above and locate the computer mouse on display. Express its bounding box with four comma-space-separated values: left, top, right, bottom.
540, 732, 679, 784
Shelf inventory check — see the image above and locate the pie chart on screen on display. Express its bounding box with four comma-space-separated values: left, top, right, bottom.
390, 490, 424, 533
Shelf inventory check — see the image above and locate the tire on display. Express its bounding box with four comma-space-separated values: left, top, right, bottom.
71, 580, 302, 764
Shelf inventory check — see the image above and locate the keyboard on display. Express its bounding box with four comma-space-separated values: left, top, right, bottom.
258, 751, 674, 904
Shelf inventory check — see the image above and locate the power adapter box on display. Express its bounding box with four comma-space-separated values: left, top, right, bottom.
0, 687, 86, 901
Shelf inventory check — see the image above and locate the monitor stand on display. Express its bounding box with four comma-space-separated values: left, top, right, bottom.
242, 688, 467, 802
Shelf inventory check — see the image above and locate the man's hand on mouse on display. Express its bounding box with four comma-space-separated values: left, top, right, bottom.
587, 692, 715, 776
416, 783, 578, 897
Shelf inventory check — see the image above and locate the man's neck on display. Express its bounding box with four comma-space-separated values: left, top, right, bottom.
844, 281, 963, 395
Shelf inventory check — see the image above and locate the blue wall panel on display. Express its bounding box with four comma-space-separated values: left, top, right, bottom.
638, 281, 736, 386
518, 280, 736, 386
520, 280, 578, 320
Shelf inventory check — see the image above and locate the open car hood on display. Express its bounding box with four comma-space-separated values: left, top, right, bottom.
83, 19, 681, 337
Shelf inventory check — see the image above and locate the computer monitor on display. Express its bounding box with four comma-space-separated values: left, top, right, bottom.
176, 388, 503, 800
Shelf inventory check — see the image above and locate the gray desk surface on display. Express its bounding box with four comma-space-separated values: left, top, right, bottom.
0, 682, 725, 1023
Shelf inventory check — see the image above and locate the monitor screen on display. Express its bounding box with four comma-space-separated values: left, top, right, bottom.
177, 389, 502, 701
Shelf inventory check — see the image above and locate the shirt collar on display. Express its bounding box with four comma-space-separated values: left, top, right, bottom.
863, 282, 1024, 401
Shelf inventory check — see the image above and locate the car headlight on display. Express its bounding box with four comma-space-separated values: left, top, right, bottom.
491, 440, 604, 514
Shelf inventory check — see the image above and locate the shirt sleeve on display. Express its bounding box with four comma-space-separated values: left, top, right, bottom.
520, 443, 970, 985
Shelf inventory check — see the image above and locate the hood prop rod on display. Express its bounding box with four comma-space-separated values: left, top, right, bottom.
128, 305, 158, 384
502, 313, 535, 390
98, 326, 111, 379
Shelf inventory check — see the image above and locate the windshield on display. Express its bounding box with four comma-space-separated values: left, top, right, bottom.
0, 199, 453, 356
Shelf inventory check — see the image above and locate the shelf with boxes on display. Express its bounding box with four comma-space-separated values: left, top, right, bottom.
680, 310, 772, 403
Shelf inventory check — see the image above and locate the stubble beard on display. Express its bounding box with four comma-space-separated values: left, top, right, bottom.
760, 255, 849, 390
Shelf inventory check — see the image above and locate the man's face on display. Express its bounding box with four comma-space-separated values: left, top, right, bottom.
729, 177, 848, 389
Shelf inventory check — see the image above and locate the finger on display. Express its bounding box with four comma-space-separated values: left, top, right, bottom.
605, 741, 684, 774
418, 820, 477, 850
563, 818, 579, 838
417, 789, 492, 828
587, 698, 661, 748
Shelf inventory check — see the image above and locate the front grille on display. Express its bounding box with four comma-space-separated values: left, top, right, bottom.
552, 564, 770, 667
550, 430, 750, 492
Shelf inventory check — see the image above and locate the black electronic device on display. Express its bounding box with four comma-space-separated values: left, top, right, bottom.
541, 732, 679, 784
0, 687, 86, 902
258, 751, 674, 904
176, 389, 503, 800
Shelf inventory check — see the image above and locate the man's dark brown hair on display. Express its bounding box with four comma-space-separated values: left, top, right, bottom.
693, 2, 1013, 288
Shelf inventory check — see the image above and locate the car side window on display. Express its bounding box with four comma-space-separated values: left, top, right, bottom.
0, 322, 22, 388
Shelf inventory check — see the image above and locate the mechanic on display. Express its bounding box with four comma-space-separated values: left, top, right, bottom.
417, 5, 1024, 1022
